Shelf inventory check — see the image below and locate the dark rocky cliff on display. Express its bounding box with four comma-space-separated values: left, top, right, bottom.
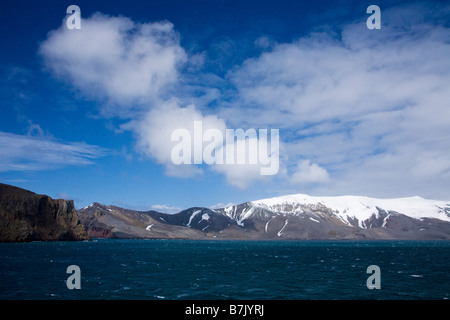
0, 183, 89, 242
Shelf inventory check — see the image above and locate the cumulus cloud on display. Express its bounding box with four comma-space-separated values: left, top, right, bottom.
224, 2, 450, 197
290, 160, 330, 185
39, 11, 280, 188
213, 163, 265, 189
39, 13, 186, 115
37, 3, 450, 196
212, 130, 280, 188
228, 22, 450, 128
125, 99, 226, 177
124, 98, 280, 187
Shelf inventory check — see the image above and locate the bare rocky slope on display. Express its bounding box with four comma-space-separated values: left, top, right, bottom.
0, 183, 88, 242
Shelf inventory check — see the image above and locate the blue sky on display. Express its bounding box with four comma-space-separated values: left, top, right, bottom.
1, 0, 450, 211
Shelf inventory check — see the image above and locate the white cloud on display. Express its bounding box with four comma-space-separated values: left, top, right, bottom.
290, 160, 330, 185
36, 3, 450, 197
0, 131, 106, 172
224, 3, 450, 197
209, 202, 235, 209
38, 11, 284, 189
126, 98, 280, 187
212, 132, 280, 188
26, 121, 45, 136
39, 13, 186, 116
150, 204, 182, 214
125, 99, 226, 178
213, 163, 264, 189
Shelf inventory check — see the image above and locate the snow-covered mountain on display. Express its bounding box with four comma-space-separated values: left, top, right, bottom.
78, 194, 450, 240
224, 194, 450, 228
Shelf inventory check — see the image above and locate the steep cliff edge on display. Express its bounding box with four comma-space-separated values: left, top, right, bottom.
0, 183, 89, 242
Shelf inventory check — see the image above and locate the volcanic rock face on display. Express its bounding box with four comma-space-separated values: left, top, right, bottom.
0, 183, 89, 242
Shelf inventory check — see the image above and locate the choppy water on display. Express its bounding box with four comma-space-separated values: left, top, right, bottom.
0, 239, 449, 299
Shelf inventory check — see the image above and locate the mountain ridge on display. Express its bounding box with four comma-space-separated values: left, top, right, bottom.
1, 182, 449, 241
247, 193, 450, 227
78, 193, 450, 240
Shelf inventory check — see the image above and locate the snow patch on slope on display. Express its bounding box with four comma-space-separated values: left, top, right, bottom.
277, 219, 288, 237
187, 210, 202, 227
309, 217, 320, 223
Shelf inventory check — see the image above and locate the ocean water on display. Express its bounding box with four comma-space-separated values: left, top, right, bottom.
0, 239, 449, 300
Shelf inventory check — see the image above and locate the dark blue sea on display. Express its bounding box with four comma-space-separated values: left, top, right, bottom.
0, 239, 449, 300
